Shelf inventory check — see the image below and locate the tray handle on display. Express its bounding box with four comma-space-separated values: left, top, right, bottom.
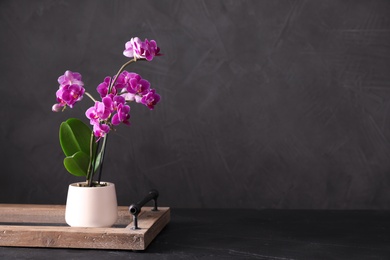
129, 189, 159, 229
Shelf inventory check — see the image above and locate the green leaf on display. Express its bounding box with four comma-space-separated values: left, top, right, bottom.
59, 118, 94, 156
63, 151, 90, 177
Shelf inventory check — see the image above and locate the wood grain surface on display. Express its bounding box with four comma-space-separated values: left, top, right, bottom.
0, 204, 170, 250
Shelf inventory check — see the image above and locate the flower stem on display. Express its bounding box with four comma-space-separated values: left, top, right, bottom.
85, 92, 97, 103
86, 132, 96, 186
108, 58, 138, 93
97, 135, 108, 184
94, 57, 144, 185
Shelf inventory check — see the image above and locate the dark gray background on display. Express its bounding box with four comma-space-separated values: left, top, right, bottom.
1, 0, 390, 209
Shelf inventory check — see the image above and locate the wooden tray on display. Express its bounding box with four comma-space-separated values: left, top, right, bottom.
0, 204, 170, 250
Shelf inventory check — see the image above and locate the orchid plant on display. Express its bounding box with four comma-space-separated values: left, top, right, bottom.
52, 37, 161, 187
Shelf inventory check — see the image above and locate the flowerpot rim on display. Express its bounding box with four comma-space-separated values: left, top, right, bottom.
69, 181, 115, 188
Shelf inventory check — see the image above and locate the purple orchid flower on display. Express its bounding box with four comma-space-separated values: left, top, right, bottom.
116, 71, 150, 100
140, 89, 160, 110
142, 39, 161, 61
52, 71, 85, 111
123, 37, 161, 61
128, 75, 150, 95
123, 37, 143, 59
120, 92, 136, 102
55, 84, 85, 108
112, 103, 131, 126
97, 76, 116, 98
93, 123, 110, 141
115, 71, 138, 91
58, 70, 83, 87
85, 97, 113, 124
112, 95, 126, 110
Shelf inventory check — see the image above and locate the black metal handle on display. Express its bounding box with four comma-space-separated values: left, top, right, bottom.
129, 189, 159, 229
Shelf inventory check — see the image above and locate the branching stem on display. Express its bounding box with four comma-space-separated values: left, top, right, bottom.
85, 92, 97, 103
108, 58, 141, 93
88, 57, 145, 185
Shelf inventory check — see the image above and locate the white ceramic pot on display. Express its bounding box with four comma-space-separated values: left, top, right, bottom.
65, 182, 118, 227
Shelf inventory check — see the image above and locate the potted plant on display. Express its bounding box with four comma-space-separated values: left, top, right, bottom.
52, 37, 162, 227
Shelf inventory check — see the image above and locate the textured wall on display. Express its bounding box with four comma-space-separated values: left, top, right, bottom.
1, 0, 390, 209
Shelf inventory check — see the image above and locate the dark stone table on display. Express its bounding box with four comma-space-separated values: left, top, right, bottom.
1, 209, 390, 259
